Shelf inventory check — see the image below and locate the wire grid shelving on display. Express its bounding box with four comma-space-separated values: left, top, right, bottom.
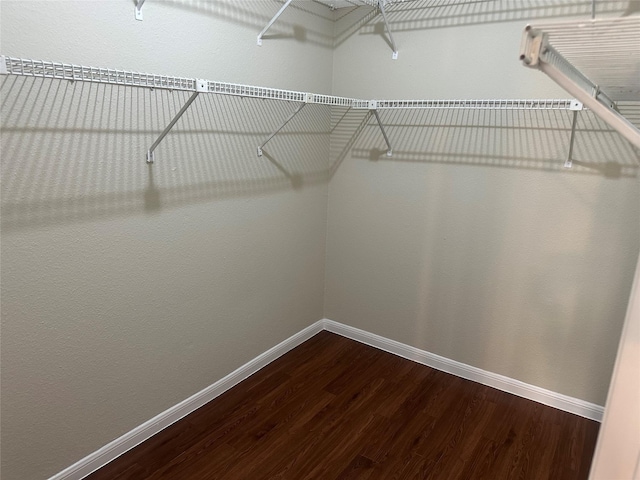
520, 16, 640, 150
1, 55, 583, 163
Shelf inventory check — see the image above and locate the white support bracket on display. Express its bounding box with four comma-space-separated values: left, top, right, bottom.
369, 101, 393, 156
565, 100, 583, 169
378, 0, 398, 59
257, 0, 294, 46
135, 0, 146, 21
146, 79, 207, 164
257, 93, 311, 157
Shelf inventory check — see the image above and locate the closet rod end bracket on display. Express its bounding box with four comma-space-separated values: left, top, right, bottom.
146, 151, 155, 164
386, 149, 393, 157
257, 37, 263, 46
392, 51, 398, 60
257, 147, 263, 157
520, 27, 547, 68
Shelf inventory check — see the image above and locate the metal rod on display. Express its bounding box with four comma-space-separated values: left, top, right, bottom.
147, 91, 200, 163
258, 102, 307, 157
135, 0, 146, 21
257, 0, 294, 46
331, 107, 352, 133
591, 0, 596, 19
372, 110, 393, 156
538, 60, 640, 150
565, 109, 578, 168
378, 0, 398, 59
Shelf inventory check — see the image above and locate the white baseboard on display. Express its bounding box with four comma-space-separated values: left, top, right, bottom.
51, 316, 604, 479
48, 320, 325, 480
322, 318, 604, 422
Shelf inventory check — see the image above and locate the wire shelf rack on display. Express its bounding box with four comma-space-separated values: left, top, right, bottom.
1, 55, 584, 163
1, 56, 196, 91
376, 99, 577, 109
520, 16, 640, 150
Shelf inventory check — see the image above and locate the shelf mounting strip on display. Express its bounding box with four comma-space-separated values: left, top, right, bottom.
1, 55, 582, 165
520, 17, 640, 152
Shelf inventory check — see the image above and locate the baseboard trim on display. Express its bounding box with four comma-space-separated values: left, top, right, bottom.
322, 318, 604, 422
48, 320, 325, 480
51, 316, 604, 479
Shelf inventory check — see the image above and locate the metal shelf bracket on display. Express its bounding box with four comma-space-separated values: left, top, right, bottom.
257, 93, 311, 157
146, 79, 208, 164
135, 0, 146, 21
565, 100, 583, 168
378, 0, 398, 59
258, 0, 294, 46
369, 101, 393, 156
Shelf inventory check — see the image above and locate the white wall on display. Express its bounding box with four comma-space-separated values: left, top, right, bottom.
325, 0, 640, 406
0, 2, 334, 479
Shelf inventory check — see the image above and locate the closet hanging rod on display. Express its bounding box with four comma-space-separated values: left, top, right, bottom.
520, 18, 640, 150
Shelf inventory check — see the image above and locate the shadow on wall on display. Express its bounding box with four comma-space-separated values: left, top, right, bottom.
159, 0, 335, 48
326, 100, 640, 403
154, 0, 635, 52
334, 0, 635, 50
346, 107, 640, 176
0, 75, 333, 231
3, 74, 638, 232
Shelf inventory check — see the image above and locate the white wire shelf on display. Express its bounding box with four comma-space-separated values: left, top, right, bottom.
0, 56, 367, 107
1, 56, 580, 112
1, 54, 584, 164
0, 55, 196, 91
258, 0, 413, 58
528, 17, 640, 102
520, 17, 640, 150
375, 99, 578, 109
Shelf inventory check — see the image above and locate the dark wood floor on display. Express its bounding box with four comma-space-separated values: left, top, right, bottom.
88, 331, 600, 480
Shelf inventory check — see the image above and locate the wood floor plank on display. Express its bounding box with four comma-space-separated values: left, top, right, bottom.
87, 331, 600, 480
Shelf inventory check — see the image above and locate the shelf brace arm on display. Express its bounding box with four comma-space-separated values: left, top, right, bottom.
378, 0, 398, 59
258, 98, 309, 157
370, 102, 393, 156
147, 92, 199, 164
565, 104, 581, 168
135, 0, 146, 21
258, 0, 294, 46
147, 80, 208, 163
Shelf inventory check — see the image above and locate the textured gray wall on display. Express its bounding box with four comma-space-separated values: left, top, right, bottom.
0, 1, 333, 479
2, 1, 639, 479
325, 1, 640, 406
